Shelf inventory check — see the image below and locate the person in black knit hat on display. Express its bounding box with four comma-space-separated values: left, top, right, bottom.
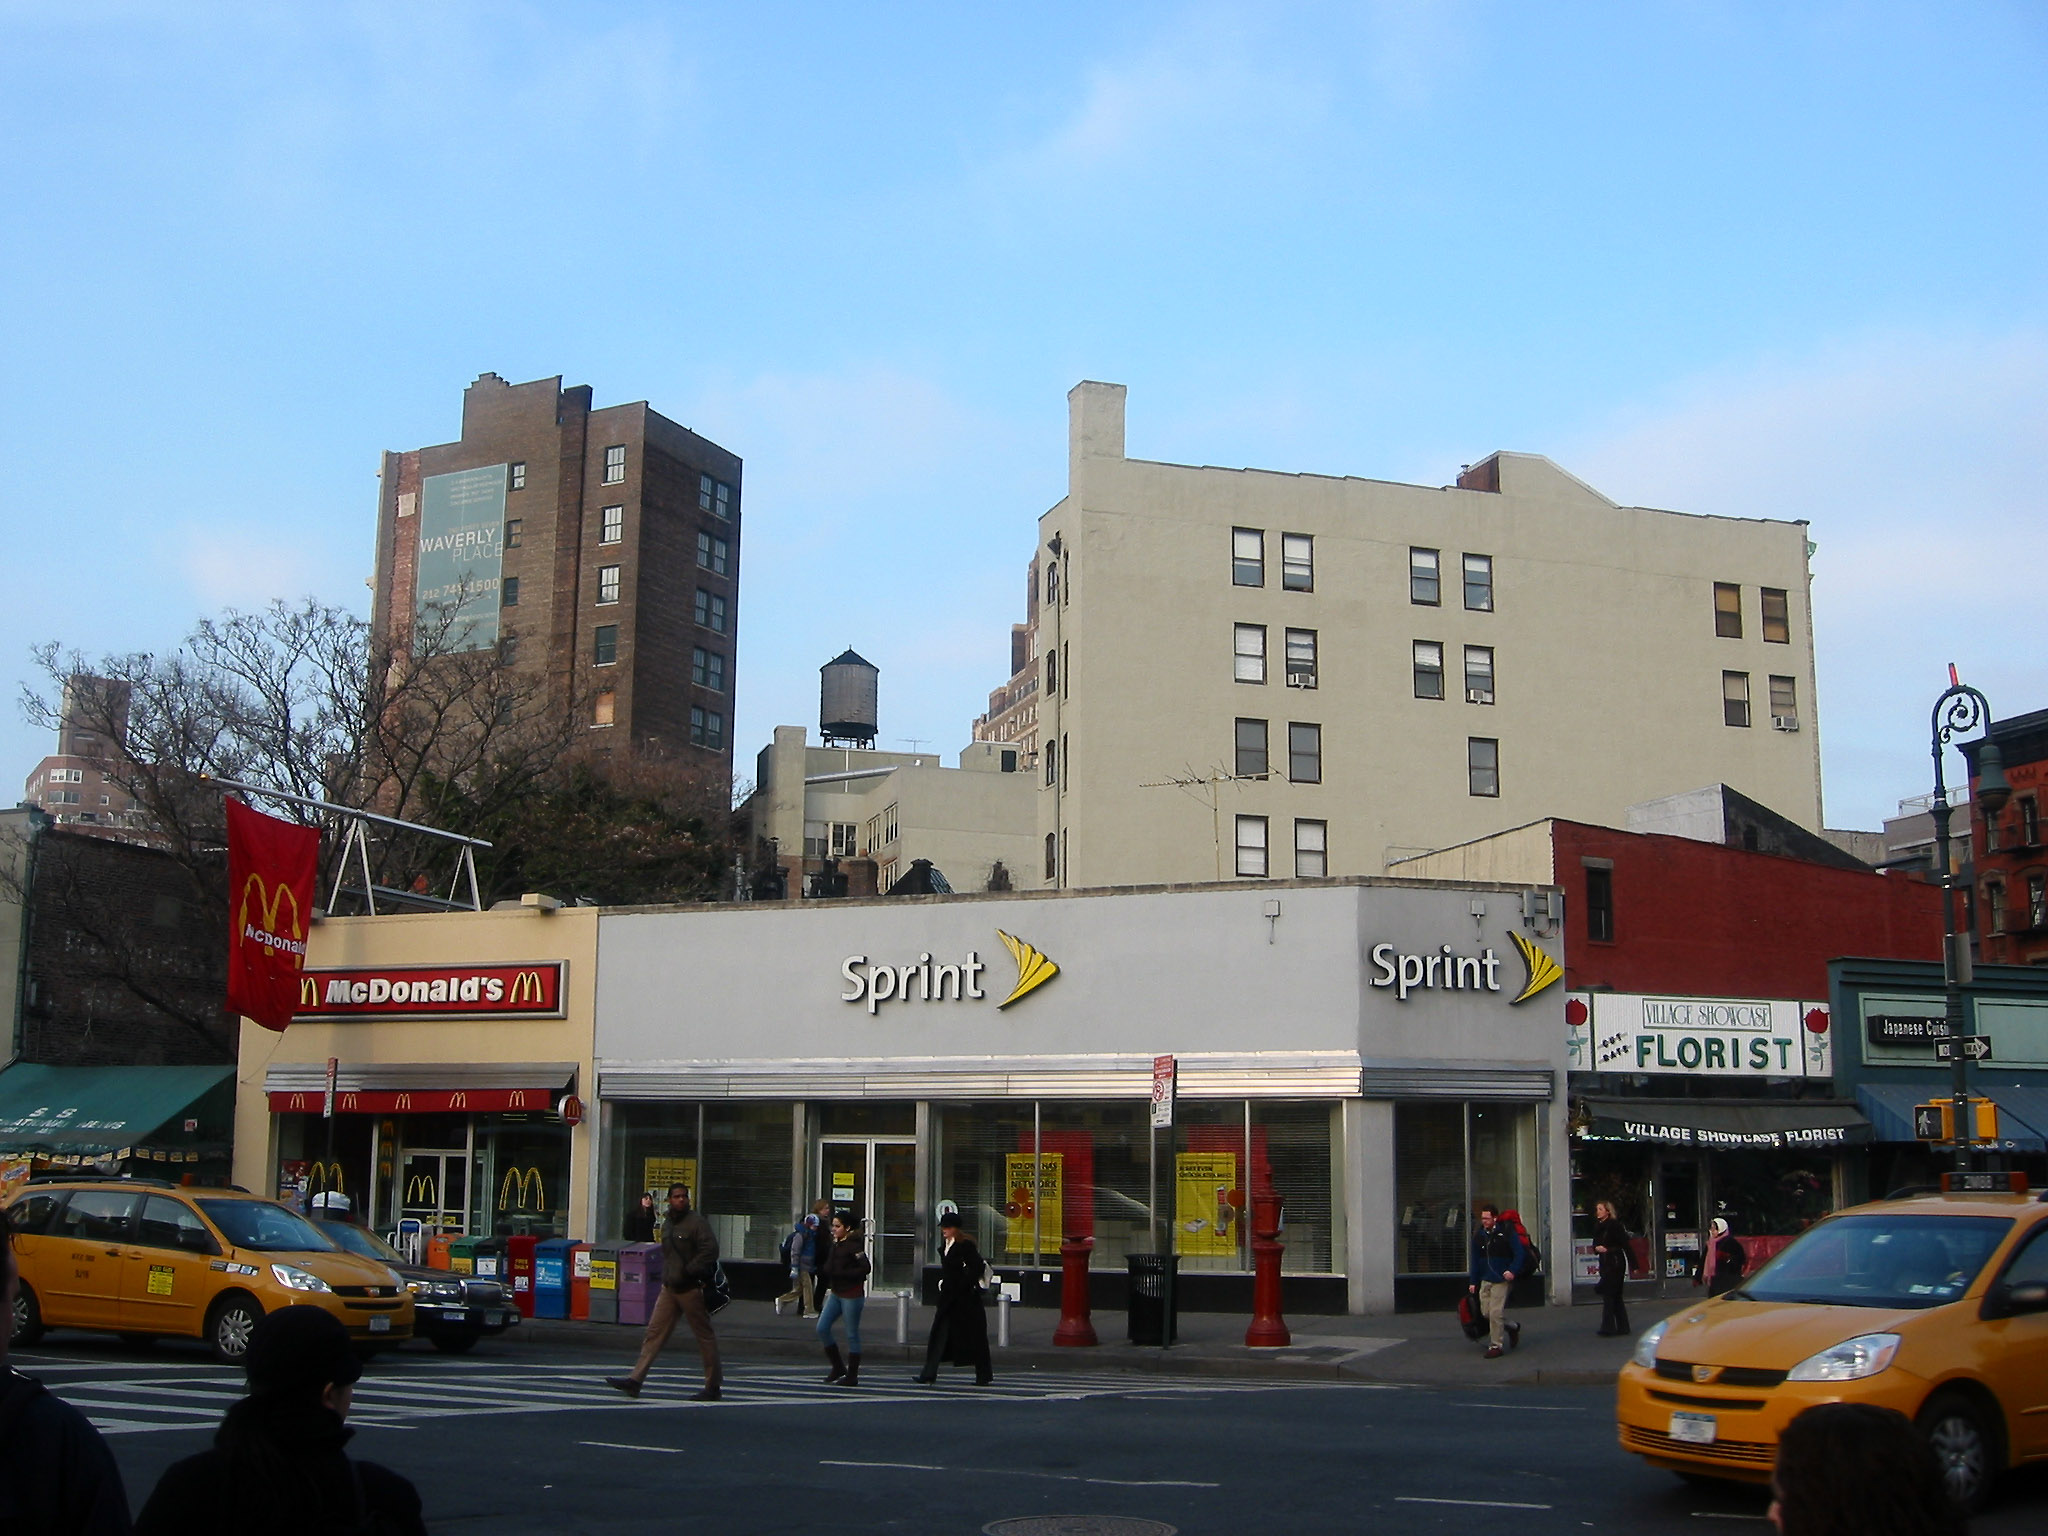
135, 1305, 425, 1536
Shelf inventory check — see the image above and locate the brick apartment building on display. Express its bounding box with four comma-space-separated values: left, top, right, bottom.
19, 675, 145, 839
1969, 705, 2048, 965
371, 373, 743, 770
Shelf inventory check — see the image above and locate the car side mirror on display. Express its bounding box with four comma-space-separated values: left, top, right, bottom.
2007, 1281, 2048, 1316
181, 1228, 222, 1256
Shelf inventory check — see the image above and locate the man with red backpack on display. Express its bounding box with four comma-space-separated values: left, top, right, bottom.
1467, 1202, 1529, 1359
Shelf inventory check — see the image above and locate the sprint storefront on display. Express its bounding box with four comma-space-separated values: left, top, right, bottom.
233, 905, 599, 1245
594, 878, 1571, 1315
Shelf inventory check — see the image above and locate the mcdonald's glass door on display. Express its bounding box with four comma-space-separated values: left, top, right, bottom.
399, 1151, 469, 1236
819, 1139, 917, 1290
480, 1125, 570, 1238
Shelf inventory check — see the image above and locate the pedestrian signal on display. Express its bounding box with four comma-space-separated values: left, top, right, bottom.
1913, 1098, 1999, 1142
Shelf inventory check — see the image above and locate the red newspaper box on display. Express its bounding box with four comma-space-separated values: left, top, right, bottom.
569, 1242, 594, 1320
507, 1234, 539, 1318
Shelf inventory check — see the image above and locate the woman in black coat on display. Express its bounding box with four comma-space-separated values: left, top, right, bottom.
916, 1209, 992, 1386
1591, 1200, 1632, 1336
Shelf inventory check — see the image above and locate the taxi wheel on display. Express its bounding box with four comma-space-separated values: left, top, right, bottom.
207, 1294, 263, 1365
9, 1281, 43, 1346
1918, 1390, 1999, 1515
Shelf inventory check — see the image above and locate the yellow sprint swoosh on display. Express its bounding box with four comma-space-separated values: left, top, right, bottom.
995, 930, 1060, 1010
1508, 931, 1562, 1005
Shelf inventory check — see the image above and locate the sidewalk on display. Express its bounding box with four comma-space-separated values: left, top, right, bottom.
493, 1294, 1692, 1389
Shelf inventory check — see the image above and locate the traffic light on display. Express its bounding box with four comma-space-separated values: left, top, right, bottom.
1913, 1098, 2000, 1142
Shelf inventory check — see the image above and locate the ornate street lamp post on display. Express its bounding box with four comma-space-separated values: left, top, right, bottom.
1928, 681, 2011, 1174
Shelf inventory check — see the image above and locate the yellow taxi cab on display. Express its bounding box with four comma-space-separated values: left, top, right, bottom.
5, 1176, 414, 1363
1617, 1179, 2048, 1512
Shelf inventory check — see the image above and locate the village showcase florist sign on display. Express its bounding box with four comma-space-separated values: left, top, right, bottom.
1567, 992, 1832, 1079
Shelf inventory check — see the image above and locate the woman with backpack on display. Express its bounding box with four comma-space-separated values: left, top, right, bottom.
816, 1213, 871, 1386
1591, 1199, 1633, 1336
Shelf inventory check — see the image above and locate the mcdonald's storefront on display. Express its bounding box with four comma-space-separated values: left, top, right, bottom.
233, 905, 598, 1243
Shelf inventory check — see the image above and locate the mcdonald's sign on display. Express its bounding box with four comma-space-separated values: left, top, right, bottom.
292, 962, 567, 1020
225, 799, 318, 1032
268, 1085, 566, 1114
498, 1166, 546, 1211
404, 1174, 440, 1206
306, 1160, 345, 1196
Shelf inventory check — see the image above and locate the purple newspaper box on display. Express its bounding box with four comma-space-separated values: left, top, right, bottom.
616, 1241, 663, 1327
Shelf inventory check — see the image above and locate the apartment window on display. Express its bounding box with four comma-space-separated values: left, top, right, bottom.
694, 588, 729, 632
831, 822, 857, 858
1235, 718, 1269, 779
1585, 864, 1614, 943
498, 633, 518, 668
1235, 815, 1269, 877
1061, 733, 1069, 788
1294, 819, 1327, 878
879, 802, 900, 845
1045, 833, 1058, 881
1467, 737, 1499, 797
2021, 797, 2040, 847
601, 505, 624, 544
692, 647, 725, 692
698, 473, 733, 520
1986, 881, 2006, 935
2029, 874, 2047, 932
1984, 808, 2002, 853
1413, 641, 1445, 700
593, 625, 618, 666
1046, 651, 1059, 695
803, 819, 828, 858
505, 518, 523, 549
501, 576, 519, 607
1714, 582, 1743, 638
1044, 739, 1058, 786
603, 445, 626, 484
509, 462, 526, 492
1284, 629, 1317, 687
1761, 587, 1790, 644
1462, 553, 1493, 612
1234, 624, 1267, 684
1723, 671, 1751, 728
1281, 533, 1314, 592
689, 707, 724, 750
697, 531, 729, 575
1063, 642, 1071, 694
593, 690, 615, 728
1464, 646, 1494, 704
597, 565, 621, 605
1046, 561, 1060, 605
1232, 527, 1265, 587
1410, 547, 1440, 605
1288, 722, 1321, 784
1769, 675, 1798, 728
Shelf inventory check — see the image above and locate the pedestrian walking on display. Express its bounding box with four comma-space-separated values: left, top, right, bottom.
778, 1209, 820, 1316
135, 1305, 425, 1536
1591, 1199, 1633, 1336
623, 1191, 658, 1243
1, 1211, 133, 1534
1768, 1402, 1963, 1536
915, 1208, 992, 1386
1466, 1201, 1525, 1359
607, 1182, 722, 1400
816, 1213, 872, 1386
1694, 1216, 1747, 1296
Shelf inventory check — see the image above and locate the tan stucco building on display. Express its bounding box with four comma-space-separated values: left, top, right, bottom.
1008, 381, 1824, 889
233, 904, 598, 1243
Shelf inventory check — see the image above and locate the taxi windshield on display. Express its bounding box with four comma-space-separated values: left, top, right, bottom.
196, 1199, 338, 1254
1740, 1213, 2013, 1309
316, 1220, 407, 1265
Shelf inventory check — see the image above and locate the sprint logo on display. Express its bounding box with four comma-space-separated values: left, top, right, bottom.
839, 931, 1062, 1014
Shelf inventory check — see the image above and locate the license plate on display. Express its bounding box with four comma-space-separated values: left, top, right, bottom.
442, 1309, 470, 1321
368, 1315, 392, 1334
1669, 1411, 1716, 1445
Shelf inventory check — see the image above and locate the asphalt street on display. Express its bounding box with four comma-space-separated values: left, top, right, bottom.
21, 1333, 2048, 1535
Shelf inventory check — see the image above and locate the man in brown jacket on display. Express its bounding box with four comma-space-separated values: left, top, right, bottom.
607, 1183, 722, 1400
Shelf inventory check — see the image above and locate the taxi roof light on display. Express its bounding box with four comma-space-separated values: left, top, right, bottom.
1939, 1170, 2030, 1195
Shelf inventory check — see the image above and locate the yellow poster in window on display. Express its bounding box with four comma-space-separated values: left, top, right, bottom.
1175, 1152, 1240, 1256
643, 1157, 699, 1204
1002, 1153, 1063, 1255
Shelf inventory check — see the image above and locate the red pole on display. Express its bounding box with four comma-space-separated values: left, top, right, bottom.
1245, 1192, 1291, 1347
1053, 1235, 1099, 1346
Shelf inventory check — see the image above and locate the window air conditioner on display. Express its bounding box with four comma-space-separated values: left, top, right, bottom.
1286, 670, 1317, 689
1771, 714, 1800, 731
1466, 688, 1494, 705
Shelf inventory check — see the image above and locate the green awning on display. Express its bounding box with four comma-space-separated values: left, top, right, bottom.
0, 1063, 234, 1158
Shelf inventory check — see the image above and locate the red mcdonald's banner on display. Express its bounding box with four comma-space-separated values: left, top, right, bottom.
225, 798, 320, 1032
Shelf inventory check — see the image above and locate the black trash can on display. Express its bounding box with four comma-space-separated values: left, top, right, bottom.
1126, 1254, 1179, 1345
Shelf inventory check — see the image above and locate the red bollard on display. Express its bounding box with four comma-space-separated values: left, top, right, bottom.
1053, 1235, 1099, 1346
1245, 1192, 1291, 1347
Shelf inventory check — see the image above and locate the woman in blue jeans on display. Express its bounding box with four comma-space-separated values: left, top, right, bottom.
816, 1214, 872, 1386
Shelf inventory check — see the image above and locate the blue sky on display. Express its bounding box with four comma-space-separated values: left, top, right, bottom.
2, 2, 2042, 829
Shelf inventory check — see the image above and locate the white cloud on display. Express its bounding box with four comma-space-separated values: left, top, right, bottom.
178, 526, 326, 610
1563, 328, 2048, 828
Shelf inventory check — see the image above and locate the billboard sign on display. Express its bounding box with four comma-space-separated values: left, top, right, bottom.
1567, 992, 1832, 1079
416, 465, 507, 651
293, 962, 566, 1020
